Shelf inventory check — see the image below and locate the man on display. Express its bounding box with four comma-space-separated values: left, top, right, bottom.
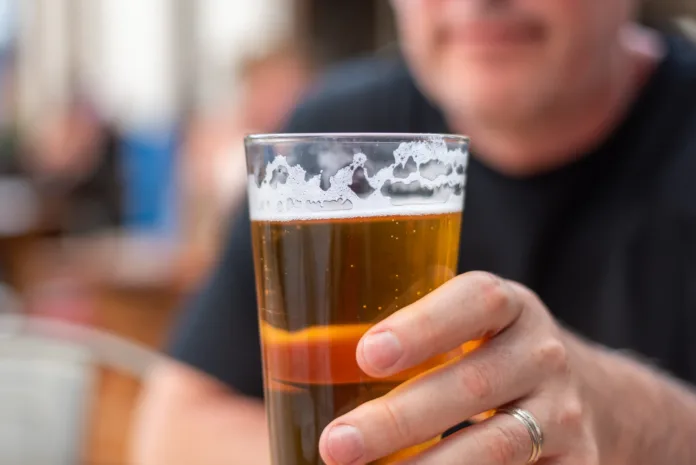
133, 1, 696, 464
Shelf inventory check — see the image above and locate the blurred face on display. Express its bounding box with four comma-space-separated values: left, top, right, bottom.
392, 0, 636, 126
242, 55, 311, 132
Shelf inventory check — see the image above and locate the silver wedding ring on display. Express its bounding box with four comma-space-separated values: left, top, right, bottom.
497, 407, 544, 464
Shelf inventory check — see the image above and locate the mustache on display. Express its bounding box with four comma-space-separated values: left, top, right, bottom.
437, 2, 545, 41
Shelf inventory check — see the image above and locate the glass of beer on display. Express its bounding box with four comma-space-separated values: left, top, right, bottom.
245, 134, 470, 465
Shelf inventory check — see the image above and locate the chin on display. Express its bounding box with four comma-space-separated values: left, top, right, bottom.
438, 71, 545, 124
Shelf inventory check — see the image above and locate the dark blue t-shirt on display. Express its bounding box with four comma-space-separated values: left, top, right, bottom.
169, 36, 696, 398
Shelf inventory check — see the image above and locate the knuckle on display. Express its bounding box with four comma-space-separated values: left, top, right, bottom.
455, 360, 495, 400
412, 306, 438, 343
558, 397, 585, 431
379, 399, 412, 444
514, 283, 541, 305
481, 424, 527, 464
533, 338, 569, 373
471, 272, 512, 320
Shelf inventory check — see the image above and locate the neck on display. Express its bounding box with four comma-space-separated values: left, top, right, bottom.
451, 25, 665, 177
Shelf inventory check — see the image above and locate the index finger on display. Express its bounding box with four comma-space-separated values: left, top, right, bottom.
357, 271, 523, 377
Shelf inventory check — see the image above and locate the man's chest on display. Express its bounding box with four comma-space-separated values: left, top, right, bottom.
456, 186, 694, 376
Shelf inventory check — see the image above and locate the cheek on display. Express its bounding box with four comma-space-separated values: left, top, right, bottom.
544, 0, 632, 85
545, 0, 630, 50
394, 0, 441, 62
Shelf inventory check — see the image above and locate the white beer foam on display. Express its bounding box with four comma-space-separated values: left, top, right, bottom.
248, 138, 468, 221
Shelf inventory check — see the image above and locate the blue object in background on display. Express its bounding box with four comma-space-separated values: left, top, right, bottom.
120, 124, 180, 237
0, 0, 17, 53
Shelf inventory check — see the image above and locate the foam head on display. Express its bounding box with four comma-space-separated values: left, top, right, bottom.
246, 134, 469, 222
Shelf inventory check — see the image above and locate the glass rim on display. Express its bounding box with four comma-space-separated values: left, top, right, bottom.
244, 132, 470, 145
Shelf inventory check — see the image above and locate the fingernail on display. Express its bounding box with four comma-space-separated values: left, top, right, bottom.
362, 331, 403, 371
325, 425, 364, 464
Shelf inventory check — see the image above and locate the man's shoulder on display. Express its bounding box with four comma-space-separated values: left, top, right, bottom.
285, 55, 420, 133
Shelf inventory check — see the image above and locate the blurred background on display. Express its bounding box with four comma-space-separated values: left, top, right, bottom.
0, 1, 694, 464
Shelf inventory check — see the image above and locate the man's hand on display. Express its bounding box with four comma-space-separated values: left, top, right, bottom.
317, 271, 606, 464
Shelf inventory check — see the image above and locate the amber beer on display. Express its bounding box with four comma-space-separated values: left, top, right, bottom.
246, 133, 469, 465
252, 211, 470, 465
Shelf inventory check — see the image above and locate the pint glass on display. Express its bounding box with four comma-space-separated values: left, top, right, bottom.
245, 134, 470, 465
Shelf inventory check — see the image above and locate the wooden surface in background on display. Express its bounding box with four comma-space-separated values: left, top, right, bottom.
86, 369, 142, 465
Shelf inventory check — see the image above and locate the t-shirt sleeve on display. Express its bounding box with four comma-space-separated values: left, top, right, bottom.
167, 203, 264, 397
